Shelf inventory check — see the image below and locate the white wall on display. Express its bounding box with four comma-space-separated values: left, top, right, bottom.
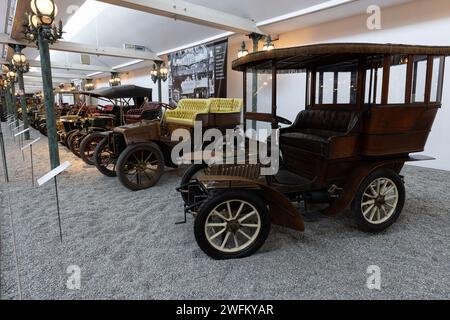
110, 0, 450, 171
226, 0, 450, 171
94, 67, 169, 104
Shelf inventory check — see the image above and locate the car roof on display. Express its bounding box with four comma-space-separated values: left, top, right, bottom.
87, 85, 153, 99
232, 43, 450, 73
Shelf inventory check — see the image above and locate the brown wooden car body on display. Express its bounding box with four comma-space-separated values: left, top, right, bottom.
187, 43, 450, 230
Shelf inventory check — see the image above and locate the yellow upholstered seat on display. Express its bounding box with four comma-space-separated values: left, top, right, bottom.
209, 98, 243, 113
164, 98, 243, 127
165, 99, 211, 126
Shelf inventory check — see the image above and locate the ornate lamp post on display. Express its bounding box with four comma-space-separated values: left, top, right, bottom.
23, 0, 63, 169
0, 76, 6, 122
11, 44, 31, 139
150, 61, 168, 102
109, 72, 121, 87
1, 75, 12, 117
6, 66, 19, 126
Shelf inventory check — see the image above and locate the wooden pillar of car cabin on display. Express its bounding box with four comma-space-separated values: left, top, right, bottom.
405, 55, 414, 104
424, 55, 434, 104
243, 70, 247, 130
271, 62, 277, 129
381, 54, 391, 105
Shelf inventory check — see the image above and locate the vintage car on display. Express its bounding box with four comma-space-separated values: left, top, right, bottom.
178, 43, 450, 259
93, 98, 243, 190
65, 85, 153, 164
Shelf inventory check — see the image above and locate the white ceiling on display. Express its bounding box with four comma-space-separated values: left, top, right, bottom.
8, 0, 416, 89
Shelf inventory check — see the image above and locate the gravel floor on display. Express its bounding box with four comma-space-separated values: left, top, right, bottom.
0, 122, 449, 300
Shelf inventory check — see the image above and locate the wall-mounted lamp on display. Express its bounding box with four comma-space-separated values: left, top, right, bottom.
109, 72, 121, 87
85, 79, 94, 91
237, 41, 249, 58
262, 35, 275, 51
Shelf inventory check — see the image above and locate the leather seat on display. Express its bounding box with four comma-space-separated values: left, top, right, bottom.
280, 109, 359, 156
164, 98, 243, 127
281, 132, 330, 154
126, 102, 162, 124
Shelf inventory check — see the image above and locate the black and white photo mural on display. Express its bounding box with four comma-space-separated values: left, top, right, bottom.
168, 39, 228, 102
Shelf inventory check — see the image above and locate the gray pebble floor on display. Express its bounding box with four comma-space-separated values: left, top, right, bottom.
0, 122, 449, 300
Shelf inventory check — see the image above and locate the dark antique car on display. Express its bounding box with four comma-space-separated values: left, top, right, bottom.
178, 43, 450, 259
66, 85, 153, 164
94, 98, 243, 190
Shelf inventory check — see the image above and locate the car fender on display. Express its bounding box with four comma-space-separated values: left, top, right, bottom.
197, 175, 304, 231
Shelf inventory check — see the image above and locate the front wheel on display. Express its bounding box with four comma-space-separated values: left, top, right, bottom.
94, 138, 117, 177
194, 190, 271, 260
351, 168, 405, 232
80, 133, 105, 165
116, 143, 164, 191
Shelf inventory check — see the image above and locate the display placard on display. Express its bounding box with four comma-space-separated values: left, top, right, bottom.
14, 128, 29, 137
21, 137, 41, 150
37, 161, 72, 186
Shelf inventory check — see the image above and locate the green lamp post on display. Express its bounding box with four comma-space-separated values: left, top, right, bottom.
6, 66, 19, 126
11, 45, 31, 140
150, 61, 168, 102
23, 0, 63, 169
0, 76, 6, 121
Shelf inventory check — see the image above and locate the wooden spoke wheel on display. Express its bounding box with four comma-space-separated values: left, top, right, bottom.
194, 190, 271, 260
94, 138, 118, 177
69, 132, 85, 158
116, 143, 164, 191
352, 169, 405, 232
80, 133, 106, 165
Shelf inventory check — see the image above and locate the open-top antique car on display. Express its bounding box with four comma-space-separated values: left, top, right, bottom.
178, 43, 450, 259
61, 85, 153, 164
93, 98, 243, 190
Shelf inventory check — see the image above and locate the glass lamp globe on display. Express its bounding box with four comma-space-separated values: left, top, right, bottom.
160, 64, 168, 75
29, 14, 41, 28
7, 71, 16, 79
31, 0, 58, 26
13, 52, 27, 67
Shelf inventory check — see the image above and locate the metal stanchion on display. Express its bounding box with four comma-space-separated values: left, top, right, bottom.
21, 137, 40, 187
0, 131, 9, 183
15, 128, 29, 161
37, 161, 72, 243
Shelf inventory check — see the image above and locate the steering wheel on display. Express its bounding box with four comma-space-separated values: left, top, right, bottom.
158, 102, 177, 110
275, 115, 292, 125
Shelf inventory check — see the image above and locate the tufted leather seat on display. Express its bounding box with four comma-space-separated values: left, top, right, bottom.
126, 102, 162, 124
280, 109, 360, 156
209, 98, 243, 113
164, 98, 243, 127
164, 99, 211, 126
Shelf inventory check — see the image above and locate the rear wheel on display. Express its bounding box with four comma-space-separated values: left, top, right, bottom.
80, 132, 105, 165
116, 143, 164, 191
94, 138, 117, 177
69, 132, 85, 157
351, 169, 405, 232
64, 129, 79, 147
180, 164, 208, 204
194, 190, 270, 260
